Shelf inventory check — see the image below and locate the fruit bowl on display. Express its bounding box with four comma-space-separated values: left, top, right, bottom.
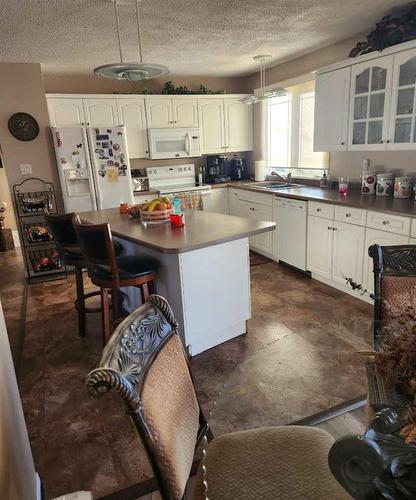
140, 208, 172, 222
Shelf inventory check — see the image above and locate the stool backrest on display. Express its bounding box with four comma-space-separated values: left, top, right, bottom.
44, 212, 79, 254
86, 295, 209, 500
73, 216, 120, 287
369, 244, 416, 349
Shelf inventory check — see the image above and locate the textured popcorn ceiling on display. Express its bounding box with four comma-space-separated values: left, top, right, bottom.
0, 0, 407, 77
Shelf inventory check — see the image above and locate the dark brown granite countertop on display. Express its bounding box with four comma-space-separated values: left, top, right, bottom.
79, 208, 275, 254
224, 182, 416, 218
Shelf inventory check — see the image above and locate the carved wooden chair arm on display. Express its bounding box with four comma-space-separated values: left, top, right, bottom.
328, 408, 416, 499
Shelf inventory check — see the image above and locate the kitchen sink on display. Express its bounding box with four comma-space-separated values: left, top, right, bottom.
241, 181, 305, 190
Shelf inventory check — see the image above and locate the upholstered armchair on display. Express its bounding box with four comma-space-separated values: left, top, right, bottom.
86, 295, 349, 500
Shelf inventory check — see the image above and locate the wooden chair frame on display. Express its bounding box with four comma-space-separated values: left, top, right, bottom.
86, 295, 210, 500
45, 212, 100, 337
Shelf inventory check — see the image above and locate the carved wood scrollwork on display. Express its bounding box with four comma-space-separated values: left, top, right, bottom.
86, 294, 178, 408
382, 247, 416, 274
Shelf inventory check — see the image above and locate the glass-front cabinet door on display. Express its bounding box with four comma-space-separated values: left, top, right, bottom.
348, 55, 393, 150
388, 49, 416, 149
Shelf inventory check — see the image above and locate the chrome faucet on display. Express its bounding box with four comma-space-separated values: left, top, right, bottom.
270, 171, 292, 184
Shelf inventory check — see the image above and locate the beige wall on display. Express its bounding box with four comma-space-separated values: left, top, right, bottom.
44, 73, 247, 95
0, 63, 63, 210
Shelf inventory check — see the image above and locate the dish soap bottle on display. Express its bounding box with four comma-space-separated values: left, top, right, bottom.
320, 172, 329, 189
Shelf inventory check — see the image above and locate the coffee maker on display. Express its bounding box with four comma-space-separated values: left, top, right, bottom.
229, 155, 248, 181
205, 155, 231, 184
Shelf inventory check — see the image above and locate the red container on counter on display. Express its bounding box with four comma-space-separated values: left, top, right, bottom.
170, 213, 184, 228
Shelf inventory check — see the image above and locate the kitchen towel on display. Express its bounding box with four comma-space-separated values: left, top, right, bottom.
176, 191, 203, 210
255, 160, 266, 182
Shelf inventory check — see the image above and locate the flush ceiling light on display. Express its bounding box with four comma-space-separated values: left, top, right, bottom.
94, 0, 169, 81
241, 55, 287, 104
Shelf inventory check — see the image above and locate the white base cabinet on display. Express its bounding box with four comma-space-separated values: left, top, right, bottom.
331, 221, 365, 286
202, 188, 229, 214
228, 189, 273, 256
363, 228, 409, 294
307, 215, 333, 279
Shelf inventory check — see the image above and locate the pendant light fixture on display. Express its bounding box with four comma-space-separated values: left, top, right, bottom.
94, 0, 169, 81
241, 55, 286, 104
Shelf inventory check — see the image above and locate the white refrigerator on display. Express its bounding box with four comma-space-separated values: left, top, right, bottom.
51, 126, 134, 213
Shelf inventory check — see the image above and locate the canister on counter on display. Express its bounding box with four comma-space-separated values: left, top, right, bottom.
361, 173, 377, 195
376, 173, 395, 197
394, 176, 413, 199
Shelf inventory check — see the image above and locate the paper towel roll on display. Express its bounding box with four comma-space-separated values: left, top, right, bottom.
255, 160, 266, 182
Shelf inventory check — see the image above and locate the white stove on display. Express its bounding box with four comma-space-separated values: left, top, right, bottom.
146, 164, 211, 196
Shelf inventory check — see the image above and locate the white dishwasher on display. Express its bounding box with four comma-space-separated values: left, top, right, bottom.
275, 197, 307, 271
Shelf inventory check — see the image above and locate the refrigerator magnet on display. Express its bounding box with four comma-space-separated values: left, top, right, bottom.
106, 129, 112, 134
107, 167, 118, 183
118, 164, 127, 176
117, 131, 123, 136
108, 149, 113, 157
102, 141, 110, 148
114, 161, 120, 167
113, 143, 120, 150
107, 160, 114, 166
98, 169, 106, 178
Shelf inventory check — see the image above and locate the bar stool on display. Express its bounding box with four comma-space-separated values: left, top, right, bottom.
73, 216, 159, 344
45, 213, 103, 338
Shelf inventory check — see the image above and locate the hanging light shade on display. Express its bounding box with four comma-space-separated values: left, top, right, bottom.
241, 55, 286, 104
94, 0, 169, 81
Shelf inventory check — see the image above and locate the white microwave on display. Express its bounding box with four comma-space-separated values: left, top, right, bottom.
148, 128, 201, 159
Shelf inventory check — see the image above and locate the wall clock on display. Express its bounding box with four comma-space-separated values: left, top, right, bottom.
8, 112, 39, 141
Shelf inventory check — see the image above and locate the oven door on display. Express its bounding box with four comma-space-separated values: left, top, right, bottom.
148, 128, 201, 159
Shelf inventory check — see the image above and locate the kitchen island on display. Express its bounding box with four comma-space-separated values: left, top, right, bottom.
79, 208, 275, 355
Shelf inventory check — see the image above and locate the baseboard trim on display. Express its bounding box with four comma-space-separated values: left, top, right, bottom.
36, 473, 42, 500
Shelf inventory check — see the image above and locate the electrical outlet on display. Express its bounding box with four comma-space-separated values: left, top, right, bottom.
20, 164, 32, 175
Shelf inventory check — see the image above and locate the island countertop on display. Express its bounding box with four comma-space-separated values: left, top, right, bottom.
79, 208, 275, 254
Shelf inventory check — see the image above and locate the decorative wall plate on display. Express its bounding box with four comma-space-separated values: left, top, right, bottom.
8, 112, 39, 141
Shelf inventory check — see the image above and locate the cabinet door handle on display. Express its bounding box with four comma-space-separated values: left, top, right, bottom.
81, 122, 85, 125
317, 208, 322, 212
328, 226, 332, 230
382, 220, 390, 225
345, 213, 351, 218
386, 139, 390, 144
341, 141, 345, 146
333, 227, 337, 231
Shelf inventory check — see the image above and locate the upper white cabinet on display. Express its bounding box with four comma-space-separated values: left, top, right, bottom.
224, 98, 253, 152
83, 98, 119, 126
116, 98, 148, 159
198, 99, 226, 154
199, 98, 253, 154
47, 98, 85, 126
314, 67, 350, 151
145, 97, 198, 128
172, 98, 199, 128
348, 55, 394, 150
388, 48, 416, 149
314, 40, 416, 151
46, 93, 254, 158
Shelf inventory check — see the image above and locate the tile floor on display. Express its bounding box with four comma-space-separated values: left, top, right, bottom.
0, 249, 372, 499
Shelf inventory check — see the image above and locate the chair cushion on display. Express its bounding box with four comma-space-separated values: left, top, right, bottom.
92, 255, 159, 281
193, 426, 351, 500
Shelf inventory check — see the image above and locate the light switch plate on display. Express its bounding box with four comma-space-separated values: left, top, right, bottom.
20, 164, 32, 175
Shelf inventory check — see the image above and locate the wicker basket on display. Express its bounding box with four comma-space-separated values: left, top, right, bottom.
140, 208, 172, 222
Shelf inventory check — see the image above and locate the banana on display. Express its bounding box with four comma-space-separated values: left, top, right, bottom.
146, 199, 161, 212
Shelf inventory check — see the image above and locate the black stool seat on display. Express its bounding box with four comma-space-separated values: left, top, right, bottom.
93, 255, 159, 282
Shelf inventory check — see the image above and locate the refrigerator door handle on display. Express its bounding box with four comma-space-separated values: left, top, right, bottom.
83, 127, 99, 210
